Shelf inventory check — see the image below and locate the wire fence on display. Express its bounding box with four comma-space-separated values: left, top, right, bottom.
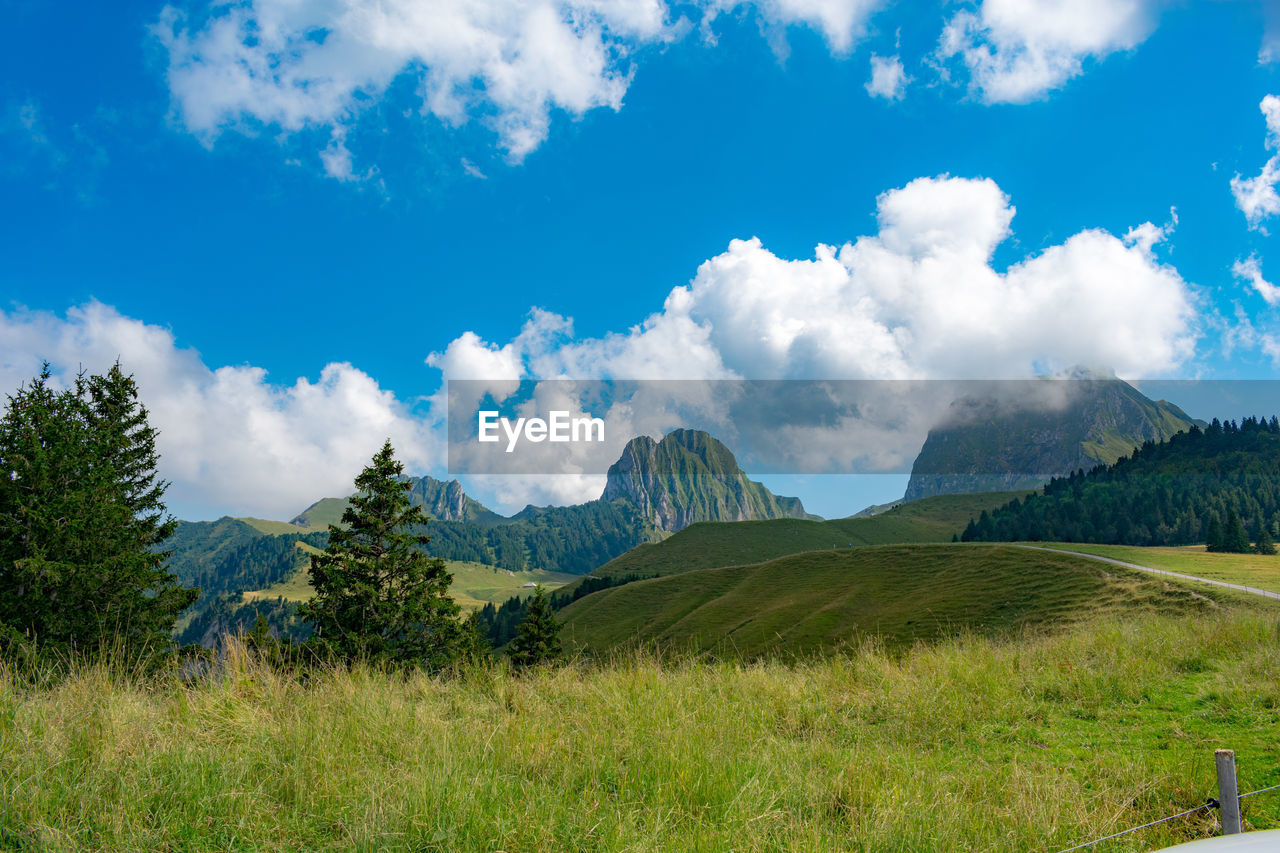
1054, 772, 1280, 852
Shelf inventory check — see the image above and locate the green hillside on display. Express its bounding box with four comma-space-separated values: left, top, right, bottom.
587, 491, 1030, 583
236, 516, 326, 535
289, 497, 350, 529
964, 417, 1280, 546
243, 556, 577, 611
561, 543, 1239, 659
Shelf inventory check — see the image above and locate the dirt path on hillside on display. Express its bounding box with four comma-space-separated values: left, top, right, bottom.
1012, 545, 1280, 602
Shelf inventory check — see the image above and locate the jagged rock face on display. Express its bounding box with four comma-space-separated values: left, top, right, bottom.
407, 476, 493, 522
602, 429, 809, 533
904, 378, 1199, 501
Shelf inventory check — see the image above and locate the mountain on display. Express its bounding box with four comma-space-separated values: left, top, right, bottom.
601, 429, 812, 532
165, 429, 812, 645
903, 375, 1199, 501
289, 475, 503, 528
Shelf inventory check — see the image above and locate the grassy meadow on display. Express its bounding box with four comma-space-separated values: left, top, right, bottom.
242, 556, 577, 611
1034, 543, 1280, 594
583, 491, 1030, 586
3, 609, 1280, 852
561, 544, 1245, 659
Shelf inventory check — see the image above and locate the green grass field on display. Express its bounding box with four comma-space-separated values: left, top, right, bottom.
242, 552, 577, 611
561, 543, 1248, 659
583, 491, 1030, 585
3, 609, 1279, 851
1034, 543, 1280, 594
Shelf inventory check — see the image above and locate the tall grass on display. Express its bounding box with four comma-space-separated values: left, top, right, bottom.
2, 610, 1279, 852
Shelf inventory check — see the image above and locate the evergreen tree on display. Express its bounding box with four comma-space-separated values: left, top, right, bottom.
300, 440, 462, 669
1205, 513, 1225, 553
1254, 526, 1277, 556
458, 610, 492, 661
0, 364, 196, 660
506, 585, 562, 669
1223, 509, 1251, 554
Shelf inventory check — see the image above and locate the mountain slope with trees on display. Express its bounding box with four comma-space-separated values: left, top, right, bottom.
164, 429, 811, 646
961, 417, 1280, 547
905, 376, 1199, 500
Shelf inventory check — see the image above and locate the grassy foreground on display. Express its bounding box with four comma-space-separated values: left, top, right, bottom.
3, 611, 1280, 852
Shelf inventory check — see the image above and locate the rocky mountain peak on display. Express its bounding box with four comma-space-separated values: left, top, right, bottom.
601, 429, 810, 532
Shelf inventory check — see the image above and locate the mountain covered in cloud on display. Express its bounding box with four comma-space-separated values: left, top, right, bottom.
903, 375, 1200, 501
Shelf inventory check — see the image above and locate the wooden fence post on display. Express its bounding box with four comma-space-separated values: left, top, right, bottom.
1216, 749, 1243, 835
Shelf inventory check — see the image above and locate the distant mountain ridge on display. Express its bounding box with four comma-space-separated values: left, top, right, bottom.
290, 475, 504, 528
904, 376, 1200, 501
286, 430, 808, 537
167, 429, 808, 620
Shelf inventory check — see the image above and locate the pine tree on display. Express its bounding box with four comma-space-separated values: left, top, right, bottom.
458, 610, 492, 661
1223, 509, 1251, 554
1254, 526, 1277, 556
299, 440, 462, 669
0, 364, 197, 660
506, 586, 562, 669
1205, 512, 1225, 552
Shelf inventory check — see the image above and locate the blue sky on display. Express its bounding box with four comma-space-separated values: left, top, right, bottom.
3, 0, 1280, 520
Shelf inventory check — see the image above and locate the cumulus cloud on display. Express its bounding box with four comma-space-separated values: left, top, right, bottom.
427, 177, 1199, 509
707, 0, 885, 55
1233, 255, 1280, 305
154, 0, 889, 175
866, 53, 909, 100
938, 0, 1157, 103
0, 303, 439, 521
1232, 94, 1280, 230
432, 175, 1197, 385
7, 176, 1204, 517
155, 0, 676, 164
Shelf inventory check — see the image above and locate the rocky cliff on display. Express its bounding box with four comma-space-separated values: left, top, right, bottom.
601, 428, 811, 532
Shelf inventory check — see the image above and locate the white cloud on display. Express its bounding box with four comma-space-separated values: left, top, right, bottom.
1263, 2, 1280, 64
154, 0, 890, 176
939, 0, 1157, 103
1232, 94, 1280, 230
1263, 335, 1280, 364
866, 53, 909, 100
5, 176, 1204, 518
432, 175, 1199, 386
427, 176, 1199, 511
708, 0, 885, 55
1233, 255, 1280, 305
155, 0, 676, 165
0, 303, 439, 521
319, 129, 357, 182
464, 473, 608, 510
